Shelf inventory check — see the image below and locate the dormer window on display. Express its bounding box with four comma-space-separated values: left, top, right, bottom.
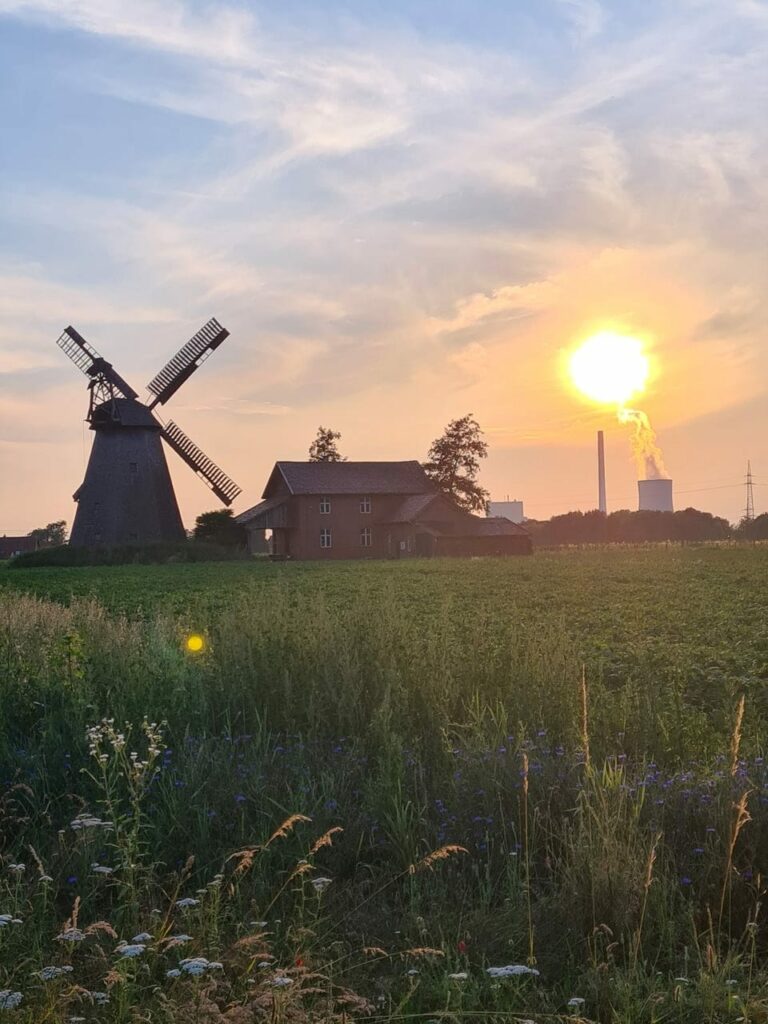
360, 496, 372, 514
319, 497, 331, 514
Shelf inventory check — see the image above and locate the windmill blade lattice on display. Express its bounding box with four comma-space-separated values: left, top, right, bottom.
147, 318, 229, 408
56, 325, 139, 399
161, 419, 241, 506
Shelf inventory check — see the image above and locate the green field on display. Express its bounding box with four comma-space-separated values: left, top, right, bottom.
1, 547, 768, 1022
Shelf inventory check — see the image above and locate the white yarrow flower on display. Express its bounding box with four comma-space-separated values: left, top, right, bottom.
0, 991, 22, 1009
115, 942, 146, 958
487, 964, 540, 978
56, 928, 86, 942
311, 876, 333, 893
175, 897, 200, 909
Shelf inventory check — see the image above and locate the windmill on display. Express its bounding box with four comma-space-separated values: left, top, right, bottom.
57, 319, 241, 547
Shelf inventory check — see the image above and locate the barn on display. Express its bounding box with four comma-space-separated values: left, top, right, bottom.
236, 461, 531, 560
0, 535, 38, 559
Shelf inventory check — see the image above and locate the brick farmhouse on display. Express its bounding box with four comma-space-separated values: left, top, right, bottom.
236, 461, 531, 560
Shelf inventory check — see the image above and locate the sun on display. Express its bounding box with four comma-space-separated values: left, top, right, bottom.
568, 331, 649, 406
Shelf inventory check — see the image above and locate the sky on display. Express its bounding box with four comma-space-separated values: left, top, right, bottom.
1, 0, 766, 532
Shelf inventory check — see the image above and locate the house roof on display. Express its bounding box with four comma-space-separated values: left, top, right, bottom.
263, 460, 435, 498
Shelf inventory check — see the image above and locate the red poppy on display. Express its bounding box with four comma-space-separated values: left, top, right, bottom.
457, 940, 467, 954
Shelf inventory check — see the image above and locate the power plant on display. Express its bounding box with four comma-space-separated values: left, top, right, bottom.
595, 430, 673, 513
638, 478, 674, 512
488, 499, 524, 524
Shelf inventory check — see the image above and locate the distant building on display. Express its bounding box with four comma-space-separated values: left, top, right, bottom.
236, 461, 531, 560
488, 499, 524, 524
0, 535, 38, 559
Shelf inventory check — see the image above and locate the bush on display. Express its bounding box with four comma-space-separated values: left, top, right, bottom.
9, 541, 249, 568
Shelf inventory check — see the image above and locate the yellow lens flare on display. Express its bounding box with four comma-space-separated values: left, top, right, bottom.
569, 331, 649, 407
185, 634, 205, 654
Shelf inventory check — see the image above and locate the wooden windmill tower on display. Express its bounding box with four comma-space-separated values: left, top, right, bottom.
56, 319, 241, 547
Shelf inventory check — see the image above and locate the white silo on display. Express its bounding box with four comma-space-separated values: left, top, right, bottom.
638, 478, 673, 512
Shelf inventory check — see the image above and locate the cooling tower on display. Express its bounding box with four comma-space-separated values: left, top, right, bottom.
638, 478, 673, 513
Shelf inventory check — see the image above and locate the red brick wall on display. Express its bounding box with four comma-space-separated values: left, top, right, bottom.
287, 493, 406, 560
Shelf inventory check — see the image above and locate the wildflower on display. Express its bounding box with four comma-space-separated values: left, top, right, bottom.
131, 933, 152, 943
115, 942, 146, 958
405, 968, 420, 976
167, 934, 193, 947
175, 898, 200, 908
166, 969, 181, 978
271, 976, 293, 987
70, 814, 111, 831
8, 864, 24, 874
39, 875, 53, 883
448, 972, 468, 981
457, 939, 467, 954
0, 915, 21, 927
90, 991, 109, 1004
177, 957, 224, 976
91, 864, 114, 876
311, 876, 333, 893
567, 997, 586, 1007
56, 928, 86, 943
726, 979, 738, 986
258, 962, 272, 969
0, 991, 22, 1009
487, 965, 540, 978
37, 966, 74, 981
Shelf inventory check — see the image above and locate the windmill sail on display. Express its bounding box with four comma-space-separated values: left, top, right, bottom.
56, 326, 138, 399
146, 318, 229, 408
161, 419, 241, 506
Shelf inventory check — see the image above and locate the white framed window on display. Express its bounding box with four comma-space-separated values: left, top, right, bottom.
361, 527, 372, 548
360, 496, 372, 514
320, 528, 332, 548
319, 496, 331, 514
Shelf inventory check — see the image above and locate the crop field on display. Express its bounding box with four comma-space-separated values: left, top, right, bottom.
1, 545, 768, 1022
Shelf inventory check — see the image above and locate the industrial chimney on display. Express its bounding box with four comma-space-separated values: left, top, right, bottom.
597, 430, 607, 513
638, 478, 673, 512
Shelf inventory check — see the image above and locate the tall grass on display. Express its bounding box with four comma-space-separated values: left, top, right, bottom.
1, 554, 768, 1021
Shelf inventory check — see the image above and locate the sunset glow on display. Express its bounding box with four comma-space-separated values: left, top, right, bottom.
569, 332, 649, 407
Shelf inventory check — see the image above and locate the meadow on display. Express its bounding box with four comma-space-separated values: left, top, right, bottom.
1, 546, 768, 1022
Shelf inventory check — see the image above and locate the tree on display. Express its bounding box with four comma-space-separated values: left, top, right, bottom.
423, 413, 489, 513
308, 426, 345, 463
28, 521, 67, 548
193, 509, 247, 548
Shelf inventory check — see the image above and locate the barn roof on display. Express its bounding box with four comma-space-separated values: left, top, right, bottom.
263, 461, 435, 498
388, 493, 455, 523
474, 516, 528, 536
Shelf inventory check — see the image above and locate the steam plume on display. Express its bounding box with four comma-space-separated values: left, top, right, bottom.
618, 408, 668, 480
